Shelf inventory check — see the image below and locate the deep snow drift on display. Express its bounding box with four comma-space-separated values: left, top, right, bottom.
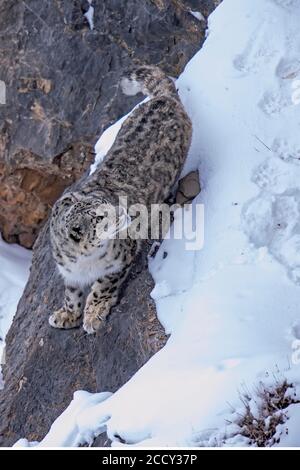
15, 0, 300, 447
0, 236, 32, 388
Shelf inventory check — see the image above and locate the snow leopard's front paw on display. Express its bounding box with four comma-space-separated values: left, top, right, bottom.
83, 304, 109, 334
83, 316, 103, 335
49, 308, 82, 330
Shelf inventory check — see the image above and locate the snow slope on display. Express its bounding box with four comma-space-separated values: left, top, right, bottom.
0, 235, 32, 388
16, 0, 300, 447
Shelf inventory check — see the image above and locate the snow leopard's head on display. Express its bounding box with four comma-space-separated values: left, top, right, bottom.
51, 191, 131, 250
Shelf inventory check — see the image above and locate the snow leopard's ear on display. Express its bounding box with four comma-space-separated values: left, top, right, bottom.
59, 192, 76, 204
58, 191, 80, 205
52, 193, 76, 216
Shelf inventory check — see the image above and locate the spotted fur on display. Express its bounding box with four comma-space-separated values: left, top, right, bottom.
49, 65, 192, 334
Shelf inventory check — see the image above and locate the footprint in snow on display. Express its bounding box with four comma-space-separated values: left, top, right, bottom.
272, 138, 300, 166
251, 158, 300, 194
258, 88, 293, 116
271, 0, 299, 9
233, 21, 277, 75
242, 156, 300, 285
258, 54, 300, 116
276, 57, 300, 80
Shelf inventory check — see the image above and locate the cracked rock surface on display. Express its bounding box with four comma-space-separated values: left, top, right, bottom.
0, 0, 217, 248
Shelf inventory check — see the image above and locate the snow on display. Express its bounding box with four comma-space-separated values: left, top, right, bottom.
14, 391, 112, 448
84, 0, 94, 31
0, 235, 32, 388
16, 0, 300, 448
190, 11, 205, 22
0, 80, 6, 105
275, 405, 300, 447
90, 113, 129, 175
90, 99, 149, 175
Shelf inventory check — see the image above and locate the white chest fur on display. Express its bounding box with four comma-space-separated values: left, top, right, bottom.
58, 247, 123, 287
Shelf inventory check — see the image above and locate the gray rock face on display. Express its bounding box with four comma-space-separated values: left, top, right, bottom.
0, 0, 215, 248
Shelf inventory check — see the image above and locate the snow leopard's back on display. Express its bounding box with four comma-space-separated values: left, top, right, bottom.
83, 65, 192, 208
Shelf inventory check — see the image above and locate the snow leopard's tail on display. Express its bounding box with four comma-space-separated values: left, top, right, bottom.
120, 65, 178, 99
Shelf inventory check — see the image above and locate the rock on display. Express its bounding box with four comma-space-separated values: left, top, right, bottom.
180, 0, 223, 17
0, 144, 94, 248
0, 0, 216, 248
176, 170, 201, 205
0, 219, 166, 446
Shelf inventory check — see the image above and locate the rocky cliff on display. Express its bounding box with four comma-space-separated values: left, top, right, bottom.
0, 0, 220, 446
0, 0, 218, 248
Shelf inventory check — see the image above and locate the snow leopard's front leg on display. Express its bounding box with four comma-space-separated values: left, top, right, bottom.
49, 285, 84, 329
83, 266, 130, 334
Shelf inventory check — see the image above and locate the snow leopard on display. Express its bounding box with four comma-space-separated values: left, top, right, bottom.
49, 65, 192, 334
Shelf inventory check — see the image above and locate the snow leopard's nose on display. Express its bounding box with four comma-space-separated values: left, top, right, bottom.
69, 225, 83, 243
68, 214, 91, 242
